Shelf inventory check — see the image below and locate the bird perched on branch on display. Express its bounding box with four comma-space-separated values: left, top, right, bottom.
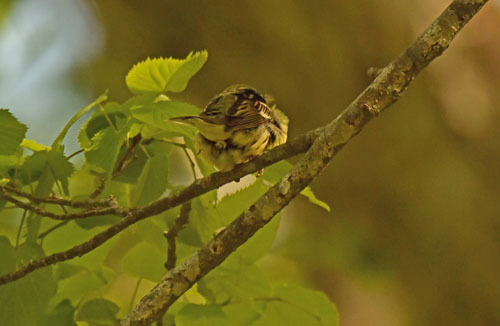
170, 84, 288, 171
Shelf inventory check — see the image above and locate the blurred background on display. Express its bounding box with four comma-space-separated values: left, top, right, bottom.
1, 0, 499, 325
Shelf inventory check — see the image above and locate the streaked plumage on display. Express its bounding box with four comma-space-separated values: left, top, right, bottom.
170, 84, 288, 171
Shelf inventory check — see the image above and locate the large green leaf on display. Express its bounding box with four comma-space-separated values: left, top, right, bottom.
217, 179, 281, 265
49, 270, 106, 307
121, 242, 165, 282
130, 152, 169, 207
130, 100, 200, 139
254, 284, 339, 326
0, 237, 57, 326
198, 264, 271, 305
0, 109, 27, 155
186, 190, 223, 244
75, 298, 119, 325
126, 51, 208, 94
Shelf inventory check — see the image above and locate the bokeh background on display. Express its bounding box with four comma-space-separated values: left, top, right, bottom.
1, 0, 499, 325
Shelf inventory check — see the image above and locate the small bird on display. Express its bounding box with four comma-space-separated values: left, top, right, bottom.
169, 84, 288, 171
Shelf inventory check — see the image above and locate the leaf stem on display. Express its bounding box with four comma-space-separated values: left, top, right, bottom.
129, 278, 143, 313
99, 103, 118, 132
51, 91, 108, 151
15, 210, 27, 248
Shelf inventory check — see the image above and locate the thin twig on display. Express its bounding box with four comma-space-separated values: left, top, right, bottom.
128, 278, 143, 313
113, 134, 142, 178
164, 201, 192, 270
38, 220, 70, 240
0, 192, 128, 220
1, 185, 115, 208
89, 176, 107, 199
67, 149, 84, 160
15, 210, 27, 248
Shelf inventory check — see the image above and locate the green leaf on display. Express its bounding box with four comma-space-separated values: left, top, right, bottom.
222, 302, 262, 326
217, 179, 269, 223
261, 160, 293, 184
187, 191, 223, 244
198, 264, 271, 305
0, 109, 28, 155
262, 160, 330, 211
50, 269, 107, 307
176, 304, 228, 326
53, 263, 85, 281
0, 154, 17, 177
78, 103, 127, 150
136, 218, 169, 251
111, 145, 148, 184
126, 51, 208, 94
130, 100, 200, 139
217, 179, 281, 265
130, 152, 169, 207
300, 187, 331, 212
52, 91, 108, 151
75, 298, 119, 325
0, 237, 57, 326
121, 242, 165, 282
37, 300, 77, 326
84, 127, 127, 176
19, 150, 75, 193
41, 220, 118, 270
75, 214, 121, 230
21, 139, 50, 152
254, 284, 339, 326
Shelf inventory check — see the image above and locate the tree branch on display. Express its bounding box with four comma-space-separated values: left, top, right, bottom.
164, 201, 192, 270
121, 0, 489, 324
1, 185, 117, 209
0, 0, 488, 301
0, 191, 128, 220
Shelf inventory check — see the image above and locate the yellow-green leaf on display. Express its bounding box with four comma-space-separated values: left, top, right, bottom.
0, 109, 28, 155
126, 51, 208, 94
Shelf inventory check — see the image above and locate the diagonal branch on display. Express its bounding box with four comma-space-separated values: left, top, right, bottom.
121, 0, 489, 324
0, 0, 488, 295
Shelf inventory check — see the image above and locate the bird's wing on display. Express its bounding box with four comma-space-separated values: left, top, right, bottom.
226, 99, 273, 130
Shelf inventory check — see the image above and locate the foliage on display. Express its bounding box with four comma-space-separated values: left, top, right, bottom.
0, 51, 336, 325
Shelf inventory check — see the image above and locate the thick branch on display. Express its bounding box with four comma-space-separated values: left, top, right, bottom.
122, 1, 489, 324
